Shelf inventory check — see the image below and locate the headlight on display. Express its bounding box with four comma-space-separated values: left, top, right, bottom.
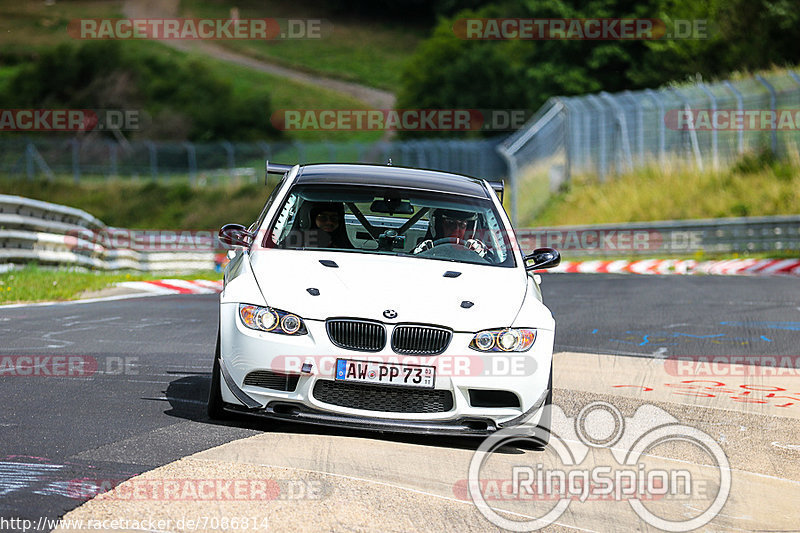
469, 328, 536, 352
239, 304, 307, 335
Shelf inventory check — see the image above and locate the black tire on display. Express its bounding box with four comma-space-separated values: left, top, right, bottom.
207, 330, 227, 420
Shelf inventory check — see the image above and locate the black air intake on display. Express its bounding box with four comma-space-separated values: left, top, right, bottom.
243, 371, 300, 392
312, 380, 454, 413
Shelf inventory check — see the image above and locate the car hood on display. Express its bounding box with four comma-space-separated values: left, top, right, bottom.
249, 250, 530, 331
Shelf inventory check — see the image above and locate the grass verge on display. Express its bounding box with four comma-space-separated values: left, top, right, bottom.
0, 179, 270, 230
0, 265, 221, 305
530, 151, 800, 226
181, 0, 423, 91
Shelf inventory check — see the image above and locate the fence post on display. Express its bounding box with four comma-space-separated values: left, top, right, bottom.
723, 81, 745, 155
353, 142, 365, 163
755, 75, 778, 153
25, 143, 34, 180
70, 139, 80, 183
415, 141, 428, 168
670, 87, 704, 171
325, 142, 337, 162
294, 141, 306, 164
221, 141, 235, 181
144, 141, 158, 181
563, 98, 580, 174
623, 90, 645, 165
184, 142, 197, 185
698, 83, 719, 170
496, 145, 518, 224
600, 92, 634, 173
585, 95, 608, 180
108, 141, 118, 179
644, 89, 666, 166
556, 98, 571, 184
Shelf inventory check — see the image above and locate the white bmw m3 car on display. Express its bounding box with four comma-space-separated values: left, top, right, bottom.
208, 162, 560, 443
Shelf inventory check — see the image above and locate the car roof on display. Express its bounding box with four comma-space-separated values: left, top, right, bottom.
294, 164, 491, 199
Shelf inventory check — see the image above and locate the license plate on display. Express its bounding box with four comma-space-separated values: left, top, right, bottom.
335, 359, 435, 389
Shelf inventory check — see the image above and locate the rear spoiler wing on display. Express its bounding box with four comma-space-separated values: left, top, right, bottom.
487, 180, 504, 203
265, 161, 294, 184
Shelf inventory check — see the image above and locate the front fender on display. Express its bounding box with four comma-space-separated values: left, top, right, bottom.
220, 252, 268, 307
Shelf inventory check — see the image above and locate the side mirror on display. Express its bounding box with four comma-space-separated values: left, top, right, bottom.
524, 247, 561, 271
219, 223, 253, 249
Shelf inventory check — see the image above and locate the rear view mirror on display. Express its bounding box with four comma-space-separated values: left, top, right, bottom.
219, 223, 253, 249
370, 198, 414, 215
524, 247, 561, 271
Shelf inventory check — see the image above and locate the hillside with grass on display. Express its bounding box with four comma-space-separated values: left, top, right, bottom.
180, 0, 426, 91
2, 147, 798, 231
0, 0, 411, 143
531, 151, 800, 227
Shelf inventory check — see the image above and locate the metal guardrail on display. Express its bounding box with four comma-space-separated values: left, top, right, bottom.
1, 195, 797, 272
517, 215, 800, 257
0, 195, 217, 272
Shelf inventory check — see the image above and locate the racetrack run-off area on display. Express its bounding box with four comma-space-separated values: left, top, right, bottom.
1, 274, 799, 531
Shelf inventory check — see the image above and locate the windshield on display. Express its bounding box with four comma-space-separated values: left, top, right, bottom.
260, 184, 515, 267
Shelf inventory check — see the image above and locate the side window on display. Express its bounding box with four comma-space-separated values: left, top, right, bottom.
484, 210, 508, 263
251, 174, 288, 233
270, 193, 299, 246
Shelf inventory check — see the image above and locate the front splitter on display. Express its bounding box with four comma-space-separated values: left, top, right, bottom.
223, 401, 500, 437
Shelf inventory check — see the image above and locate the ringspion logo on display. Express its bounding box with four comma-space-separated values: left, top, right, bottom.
467, 401, 730, 531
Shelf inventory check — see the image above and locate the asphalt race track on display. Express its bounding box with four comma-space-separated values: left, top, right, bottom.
1, 274, 799, 531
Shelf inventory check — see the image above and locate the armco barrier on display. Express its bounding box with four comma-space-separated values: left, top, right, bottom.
0, 195, 216, 272
1, 194, 798, 272
517, 215, 800, 257
543, 258, 800, 276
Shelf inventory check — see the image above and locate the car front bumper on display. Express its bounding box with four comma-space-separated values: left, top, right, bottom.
218, 302, 554, 436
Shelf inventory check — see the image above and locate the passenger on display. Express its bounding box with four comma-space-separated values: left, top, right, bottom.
309, 202, 353, 249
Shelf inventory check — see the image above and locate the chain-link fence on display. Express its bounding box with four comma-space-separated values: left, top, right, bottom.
499, 71, 800, 224
0, 137, 508, 186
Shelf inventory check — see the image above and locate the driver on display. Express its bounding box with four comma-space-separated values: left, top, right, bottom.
412, 208, 488, 257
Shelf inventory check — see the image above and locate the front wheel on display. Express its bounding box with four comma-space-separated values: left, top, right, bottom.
207, 330, 227, 420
